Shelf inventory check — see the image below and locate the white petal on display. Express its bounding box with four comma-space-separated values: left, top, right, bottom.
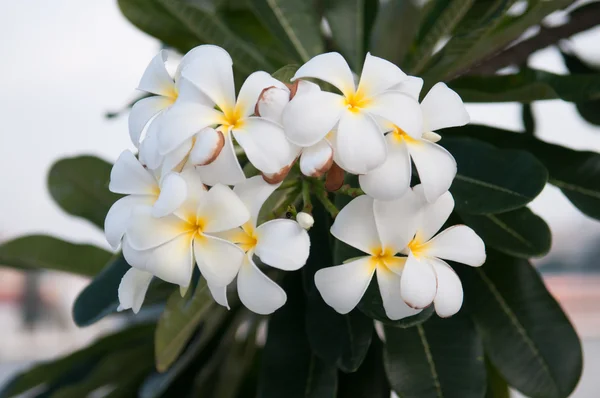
137, 50, 176, 98
407, 139, 456, 203
173, 76, 214, 106
237, 255, 286, 314
196, 132, 246, 186
138, 123, 163, 170
299, 140, 333, 177
189, 128, 225, 166
127, 206, 193, 250
122, 237, 151, 270
255, 219, 310, 271
400, 252, 437, 309
314, 257, 375, 314
233, 175, 280, 227
194, 235, 244, 287
105, 195, 153, 250
208, 282, 230, 309
414, 186, 454, 242
368, 91, 423, 138
174, 168, 208, 219
431, 258, 463, 317
373, 189, 421, 253
292, 52, 355, 97
180, 45, 236, 111
421, 82, 470, 132
144, 232, 195, 287
256, 86, 289, 124
118, 268, 153, 314
295, 80, 321, 96
331, 195, 380, 255
197, 184, 250, 233
425, 225, 486, 267
156, 102, 223, 155
359, 134, 411, 200
389, 76, 423, 101
129, 96, 172, 148
376, 265, 422, 320
109, 150, 158, 195
335, 110, 386, 174
234, 117, 299, 174
237, 71, 286, 118
357, 53, 407, 98
282, 91, 344, 147
159, 138, 193, 176
152, 173, 187, 217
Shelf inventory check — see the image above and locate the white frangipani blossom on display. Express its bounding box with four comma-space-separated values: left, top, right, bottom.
359, 79, 470, 202
400, 185, 485, 317
154, 45, 298, 186
118, 267, 153, 314
215, 176, 311, 314
105, 150, 187, 250
314, 192, 424, 320
122, 169, 250, 291
283, 52, 422, 175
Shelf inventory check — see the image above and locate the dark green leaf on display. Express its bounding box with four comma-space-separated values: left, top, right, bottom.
247, 0, 323, 63
155, 278, 215, 372
450, 68, 600, 103
0, 323, 154, 398
460, 251, 582, 398
441, 137, 548, 214
72, 254, 129, 327
485, 358, 510, 398
522, 103, 535, 135
337, 333, 390, 398
304, 202, 373, 373
48, 155, 119, 229
259, 271, 338, 398
369, 0, 421, 66
0, 235, 112, 277
562, 50, 600, 125
118, 0, 274, 74
383, 314, 486, 398
460, 207, 551, 258
447, 125, 600, 220
271, 64, 300, 85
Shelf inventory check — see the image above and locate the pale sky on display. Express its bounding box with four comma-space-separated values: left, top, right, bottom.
1, 1, 600, 264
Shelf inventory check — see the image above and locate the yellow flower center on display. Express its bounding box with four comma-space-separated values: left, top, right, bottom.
390, 125, 417, 144
227, 222, 258, 252
219, 105, 245, 131
344, 90, 371, 113
407, 238, 429, 258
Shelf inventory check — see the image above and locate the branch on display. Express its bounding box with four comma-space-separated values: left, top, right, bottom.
465, 2, 600, 76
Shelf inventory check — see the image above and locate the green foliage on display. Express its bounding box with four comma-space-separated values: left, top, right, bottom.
0, 235, 112, 277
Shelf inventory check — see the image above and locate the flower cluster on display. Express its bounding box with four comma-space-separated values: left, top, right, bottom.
107, 44, 485, 319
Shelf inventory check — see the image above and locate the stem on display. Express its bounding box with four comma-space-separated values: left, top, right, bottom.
270, 188, 302, 220
314, 188, 339, 218
301, 180, 313, 213
336, 184, 364, 197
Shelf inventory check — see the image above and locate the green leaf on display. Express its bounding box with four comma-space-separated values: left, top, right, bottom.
460, 251, 583, 398
448, 125, 600, 220
247, 0, 324, 63
441, 137, 548, 214
48, 155, 120, 229
460, 207, 551, 258
0, 235, 112, 277
304, 203, 373, 373
271, 64, 300, 84
118, 0, 274, 74
337, 333, 390, 398
324, 0, 376, 72
450, 68, 600, 103
155, 278, 215, 372
259, 272, 338, 398
72, 254, 128, 327
0, 323, 154, 398
369, 0, 421, 66
383, 314, 486, 398
562, 50, 600, 125
485, 358, 510, 398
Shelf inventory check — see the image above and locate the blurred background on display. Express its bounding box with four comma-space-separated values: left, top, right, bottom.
0, 1, 598, 396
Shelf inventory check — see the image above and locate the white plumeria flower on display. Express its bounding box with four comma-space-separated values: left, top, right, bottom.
104, 150, 187, 250
359, 79, 470, 202
122, 169, 250, 291
214, 176, 310, 314
155, 45, 298, 186
129, 49, 214, 150
314, 192, 424, 320
282, 52, 422, 175
118, 267, 153, 314
400, 185, 485, 317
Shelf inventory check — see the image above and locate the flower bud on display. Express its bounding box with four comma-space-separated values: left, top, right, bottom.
296, 212, 314, 230
255, 86, 290, 124
422, 131, 442, 143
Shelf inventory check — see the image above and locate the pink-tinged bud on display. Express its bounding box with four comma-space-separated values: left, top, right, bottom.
255, 86, 290, 124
